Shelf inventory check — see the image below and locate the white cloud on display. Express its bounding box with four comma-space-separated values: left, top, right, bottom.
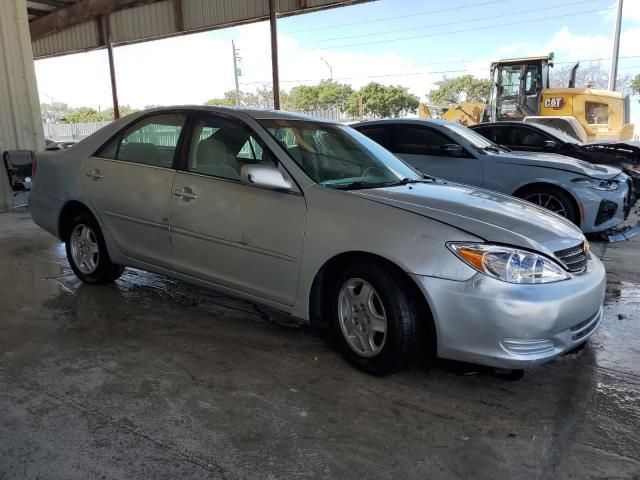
602, 1, 640, 23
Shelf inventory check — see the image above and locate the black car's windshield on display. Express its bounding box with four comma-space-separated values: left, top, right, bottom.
525, 122, 582, 145
443, 123, 507, 153
259, 119, 421, 188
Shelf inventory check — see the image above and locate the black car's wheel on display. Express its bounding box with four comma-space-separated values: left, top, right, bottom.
330, 262, 422, 375
517, 185, 578, 225
65, 212, 124, 284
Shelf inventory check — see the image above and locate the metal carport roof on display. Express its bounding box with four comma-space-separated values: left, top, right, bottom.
29, 0, 373, 59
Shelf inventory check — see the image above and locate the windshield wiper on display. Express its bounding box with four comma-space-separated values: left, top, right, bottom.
399, 174, 436, 183
498, 144, 512, 152
330, 174, 436, 190
483, 145, 501, 153
330, 181, 397, 190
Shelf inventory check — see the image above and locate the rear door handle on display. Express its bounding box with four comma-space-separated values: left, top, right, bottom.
174, 187, 198, 200
86, 169, 103, 180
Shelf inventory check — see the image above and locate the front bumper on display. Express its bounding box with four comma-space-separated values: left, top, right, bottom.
411, 253, 606, 369
574, 180, 630, 233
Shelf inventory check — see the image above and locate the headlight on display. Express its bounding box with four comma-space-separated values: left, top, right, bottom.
572, 177, 619, 191
621, 163, 640, 176
448, 243, 570, 284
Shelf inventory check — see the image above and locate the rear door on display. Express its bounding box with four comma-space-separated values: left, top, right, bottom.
169, 113, 306, 306
82, 113, 186, 268
391, 125, 482, 185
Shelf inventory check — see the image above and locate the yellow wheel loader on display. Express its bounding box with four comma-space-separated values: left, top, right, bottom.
420, 55, 634, 142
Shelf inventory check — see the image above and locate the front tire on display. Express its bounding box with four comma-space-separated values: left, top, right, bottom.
330, 262, 421, 375
65, 212, 124, 284
517, 185, 578, 225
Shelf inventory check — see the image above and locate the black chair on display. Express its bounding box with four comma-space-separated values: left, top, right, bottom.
3, 150, 34, 210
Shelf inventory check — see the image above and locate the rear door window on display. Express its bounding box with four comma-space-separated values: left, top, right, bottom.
97, 113, 186, 168
393, 126, 451, 156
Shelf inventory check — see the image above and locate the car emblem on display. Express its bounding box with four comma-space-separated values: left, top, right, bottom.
583, 240, 590, 256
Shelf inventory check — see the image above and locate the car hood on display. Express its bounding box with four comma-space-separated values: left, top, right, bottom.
349, 181, 585, 255
492, 151, 622, 179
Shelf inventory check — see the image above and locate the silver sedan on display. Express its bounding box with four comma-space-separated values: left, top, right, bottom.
353, 118, 631, 233
30, 107, 605, 375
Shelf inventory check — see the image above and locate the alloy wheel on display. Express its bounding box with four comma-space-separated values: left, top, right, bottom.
338, 278, 388, 358
524, 193, 568, 218
69, 223, 100, 274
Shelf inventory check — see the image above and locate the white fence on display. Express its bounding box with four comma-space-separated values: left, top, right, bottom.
43, 121, 112, 142
41, 109, 356, 143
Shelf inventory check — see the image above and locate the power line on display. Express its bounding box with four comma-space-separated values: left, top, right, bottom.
314, 7, 615, 50
303, 0, 608, 45
281, 0, 508, 34
408, 55, 640, 68
238, 56, 640, 86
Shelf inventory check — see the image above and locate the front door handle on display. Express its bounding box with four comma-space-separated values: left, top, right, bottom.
174, 187, 198, 200
85, 169, 103, 180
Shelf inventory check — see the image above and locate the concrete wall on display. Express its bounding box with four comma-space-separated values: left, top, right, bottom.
0, 0, 44, 212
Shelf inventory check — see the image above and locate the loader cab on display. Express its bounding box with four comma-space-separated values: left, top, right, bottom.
486, 56, 551, 122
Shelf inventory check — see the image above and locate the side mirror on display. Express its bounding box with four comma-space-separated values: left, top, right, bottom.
241, 164, 292, 191
543, 140, 558, 151
439, 144, 464, 156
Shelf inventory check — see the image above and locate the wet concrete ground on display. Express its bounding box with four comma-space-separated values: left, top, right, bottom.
0, 212, 639, 479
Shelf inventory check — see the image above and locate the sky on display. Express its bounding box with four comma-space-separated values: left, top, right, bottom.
34, 0, 640, 120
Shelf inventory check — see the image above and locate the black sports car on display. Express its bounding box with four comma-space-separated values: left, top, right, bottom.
470, 122, 640, 201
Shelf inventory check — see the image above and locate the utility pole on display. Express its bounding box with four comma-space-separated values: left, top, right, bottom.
269, 0, 281, 110
608, 0, 623, 91
232, 40, 241, 106
321, 57, 333, 81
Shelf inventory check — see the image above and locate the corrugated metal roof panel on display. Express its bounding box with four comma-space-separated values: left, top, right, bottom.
183, 0, 269, 32
32, 19, 98, 58
31, 0, 373, 58
110, 0, 176, 44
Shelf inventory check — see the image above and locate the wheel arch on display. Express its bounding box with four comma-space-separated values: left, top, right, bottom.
58, 200, 97, 241
308, 251, 437, 355
512, 182, 581, 224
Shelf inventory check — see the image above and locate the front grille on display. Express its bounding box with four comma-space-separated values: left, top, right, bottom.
554, 243, 588, 273
595, 199, 618, 226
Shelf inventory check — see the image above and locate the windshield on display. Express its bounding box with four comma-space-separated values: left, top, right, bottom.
443, 123, 499, 152
258, 119, 421, 188
526, 122, 581, 145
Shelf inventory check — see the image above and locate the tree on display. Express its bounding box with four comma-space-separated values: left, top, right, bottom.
631, 73, 640, 101
345, 82, 419, 118
41, 102, 71, 123
287, 80, 353, 112
59, 104, 138, 123
427, 75, 491, 105
205, 90, 239, 107
550, 62, 632, 94
205, 87, 287, 109
60, 107, 102, 123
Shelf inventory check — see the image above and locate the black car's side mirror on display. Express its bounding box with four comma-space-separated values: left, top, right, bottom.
543, 140, 558, 151
439, 144, 464, 156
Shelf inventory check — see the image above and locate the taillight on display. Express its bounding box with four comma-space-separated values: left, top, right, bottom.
32, 156, 37, 177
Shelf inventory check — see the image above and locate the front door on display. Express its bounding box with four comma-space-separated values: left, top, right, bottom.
393, 125, 483, 186
82, 113, 186, 268
170, 113, 306, 306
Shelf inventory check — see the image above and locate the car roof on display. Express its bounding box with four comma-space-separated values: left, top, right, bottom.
352, 118, 451, 128
471, 121, 529, 127
132, 105, 335, 123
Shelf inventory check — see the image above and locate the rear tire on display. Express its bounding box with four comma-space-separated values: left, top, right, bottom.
516, 185, 578, 225
329, 262, 422, 375
65, 212, 124, 284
